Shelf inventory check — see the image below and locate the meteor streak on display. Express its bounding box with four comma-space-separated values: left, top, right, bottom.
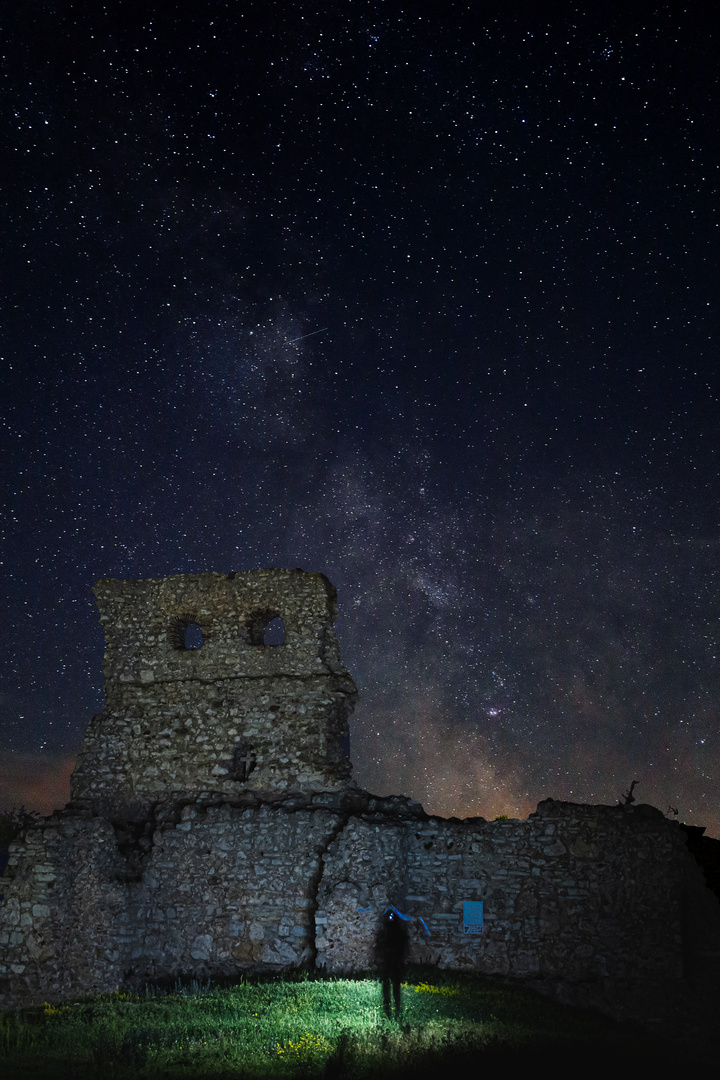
285, 327, 329, 344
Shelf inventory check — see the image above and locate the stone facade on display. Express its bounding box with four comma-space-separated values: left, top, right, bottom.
71, 570, 357, 819
1, 569, 720, 1021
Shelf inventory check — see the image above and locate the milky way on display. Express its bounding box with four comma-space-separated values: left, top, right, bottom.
2, 2, 718, 833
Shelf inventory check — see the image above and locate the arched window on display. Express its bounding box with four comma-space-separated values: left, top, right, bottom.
246, 609, 287, 646
170, 616, 207, 650
183, 622, 204, 649
263, 616, 286, 646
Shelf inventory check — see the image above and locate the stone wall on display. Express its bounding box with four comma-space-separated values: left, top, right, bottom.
3, 791, 719, 1015
0, 814, 129, 1002
71, 570, 358, 818
2, 569, 719, 1021
318, 798, 716, 989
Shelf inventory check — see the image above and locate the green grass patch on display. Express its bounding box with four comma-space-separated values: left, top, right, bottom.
0, 969, 701, 1078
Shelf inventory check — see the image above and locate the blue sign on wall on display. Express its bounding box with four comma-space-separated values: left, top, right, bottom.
463, 901, 484, 934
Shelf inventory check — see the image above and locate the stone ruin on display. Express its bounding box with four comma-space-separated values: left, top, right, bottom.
2, 568, 720, 1024
71, 569, 357, 817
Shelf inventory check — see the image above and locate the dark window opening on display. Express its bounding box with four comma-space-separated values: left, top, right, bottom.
246, 609, 287, 646
231, 743, 256, 782
263, 616, 286, 646
170, 615, 207, 650
183, 622, 204, 649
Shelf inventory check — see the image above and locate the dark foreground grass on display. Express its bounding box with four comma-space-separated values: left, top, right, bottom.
0, 969, 708, 1079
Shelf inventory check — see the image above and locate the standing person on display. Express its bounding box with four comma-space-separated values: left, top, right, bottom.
375, 907, 409, 1019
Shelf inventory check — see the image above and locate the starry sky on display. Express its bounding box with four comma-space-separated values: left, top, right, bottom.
2, 2, 719, 834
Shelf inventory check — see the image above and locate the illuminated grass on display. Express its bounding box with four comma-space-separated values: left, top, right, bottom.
0, 970, 701, 1078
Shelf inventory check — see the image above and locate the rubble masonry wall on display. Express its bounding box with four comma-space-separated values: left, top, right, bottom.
1, 569, 719, 1016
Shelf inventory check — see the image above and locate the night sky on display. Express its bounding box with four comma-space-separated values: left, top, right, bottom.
2, 2, 719, 835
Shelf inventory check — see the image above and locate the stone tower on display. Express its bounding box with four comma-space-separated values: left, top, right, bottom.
70, 569, 358, 818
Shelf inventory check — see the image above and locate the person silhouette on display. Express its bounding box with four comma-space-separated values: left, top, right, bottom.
375, 907, 409, 1019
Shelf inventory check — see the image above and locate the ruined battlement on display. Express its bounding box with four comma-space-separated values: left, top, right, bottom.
70, 569, 358, 818
93, 569, 350, 684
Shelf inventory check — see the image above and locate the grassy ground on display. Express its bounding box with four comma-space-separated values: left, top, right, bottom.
0, 969, 709, 1078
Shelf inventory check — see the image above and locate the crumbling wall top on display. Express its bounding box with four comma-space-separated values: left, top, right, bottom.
94, 568, 347, 686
